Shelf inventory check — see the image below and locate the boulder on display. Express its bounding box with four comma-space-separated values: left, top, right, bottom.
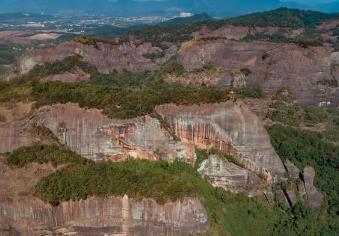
198, 154, 259, 193
303, 166, 324, 208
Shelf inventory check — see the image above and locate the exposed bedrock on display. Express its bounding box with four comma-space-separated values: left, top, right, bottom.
192, 25, 304, 41
18, 41, 164, 75
282, 161, 324, 208
156, 101, 286, 182
198, 155, 260, 194
301, 166, 324, 208
178, 39, 339, 107
32, 104, 195, 162
0, 160, 208, 236
0, 103, 38, 153
0, 196, 208, 236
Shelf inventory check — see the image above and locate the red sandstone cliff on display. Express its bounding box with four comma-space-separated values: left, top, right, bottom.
156, 101, 286, 182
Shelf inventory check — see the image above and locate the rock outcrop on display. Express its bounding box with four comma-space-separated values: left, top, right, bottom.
192, 25, 304, 41
156, 101, 286, 182
0, 162, 209, 236
0, 103, 37, 153
198, 155, 260, 193
33, 104, 194, 162
178, 39, 339, 107
280, 161, 324, 208
0, 196, 209, 236
43, 68, 91, 83
18, 41, 164, 75
301, 166, 324, 208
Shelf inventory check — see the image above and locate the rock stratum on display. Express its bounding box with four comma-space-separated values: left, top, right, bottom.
0, 197, 208, 236
18, 40, 167, 75
156, 102, 286, 182
1, 101, 285, 182
0, 162, 209, 236
178, 38, 339, 107
13, 23, 339, 108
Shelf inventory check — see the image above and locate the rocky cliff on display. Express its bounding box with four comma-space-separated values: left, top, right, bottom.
156, 101, 286, 182
1, 101, 285, 182
32, 104, 195, 162
178, 39, 339, 107
0, 103, 37, 153
0, 161, 209, 236
18, 40, 166, 75
0, 196, 208, 236
192, 25, 304, 41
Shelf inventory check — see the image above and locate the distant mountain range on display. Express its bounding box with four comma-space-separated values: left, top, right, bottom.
0, 0, 338, 17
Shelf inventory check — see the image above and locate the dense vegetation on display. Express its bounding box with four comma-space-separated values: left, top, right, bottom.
242, 33, 289, 43
268, 124, 339, 233
268, 98, 339, 144
35, 159, 197, 206
25, 56, 98, 78
131, 8, 338, 46
226, 8, 338, 28
6, 143, 336, 235
7, 144, 89, 168
31, 80, 262, 119
0, 59, 263, 119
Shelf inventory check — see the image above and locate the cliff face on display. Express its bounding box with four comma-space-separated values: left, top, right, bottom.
0, 161, 209, 236
0, 196, 208, 236
178, 39, 339, 107
156, 101, 286, 182
33, 104, 195, 162
1, 102, 285, 182
18, 41, 164, 74
193, 25, 304, 41
0, 103, 37, 153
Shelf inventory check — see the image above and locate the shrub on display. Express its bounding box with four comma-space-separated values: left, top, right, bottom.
7, 144, 89, 168
142, 52, 165, 60
267, 124, 339, 220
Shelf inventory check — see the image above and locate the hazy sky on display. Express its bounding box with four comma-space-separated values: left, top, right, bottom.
281, 0, 336, 4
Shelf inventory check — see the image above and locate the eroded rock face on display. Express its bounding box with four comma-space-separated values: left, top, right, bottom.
43, 68, 91, 83
198, 155, 260, 193
178, 39, 339, 107
302, 166, 324, 208
284, 159, 300, 179
156, 101, 285, 182
0, 103, 37, 153
0, 196, 209, 236
0, 161, 209, 236
192, 25, 303, 41
33, 104, 194, 162
18, 41, 163, 75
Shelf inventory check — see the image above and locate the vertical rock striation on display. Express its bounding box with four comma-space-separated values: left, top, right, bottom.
178, 39, 339, 107
0, 196, 209, 235
156, 101, 286, 182
33, 104, 195, 162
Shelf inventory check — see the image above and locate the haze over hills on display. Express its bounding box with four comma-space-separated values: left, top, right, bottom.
0, 0, 338, 17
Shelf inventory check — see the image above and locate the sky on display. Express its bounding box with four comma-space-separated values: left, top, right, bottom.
0, 0, 338, 16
